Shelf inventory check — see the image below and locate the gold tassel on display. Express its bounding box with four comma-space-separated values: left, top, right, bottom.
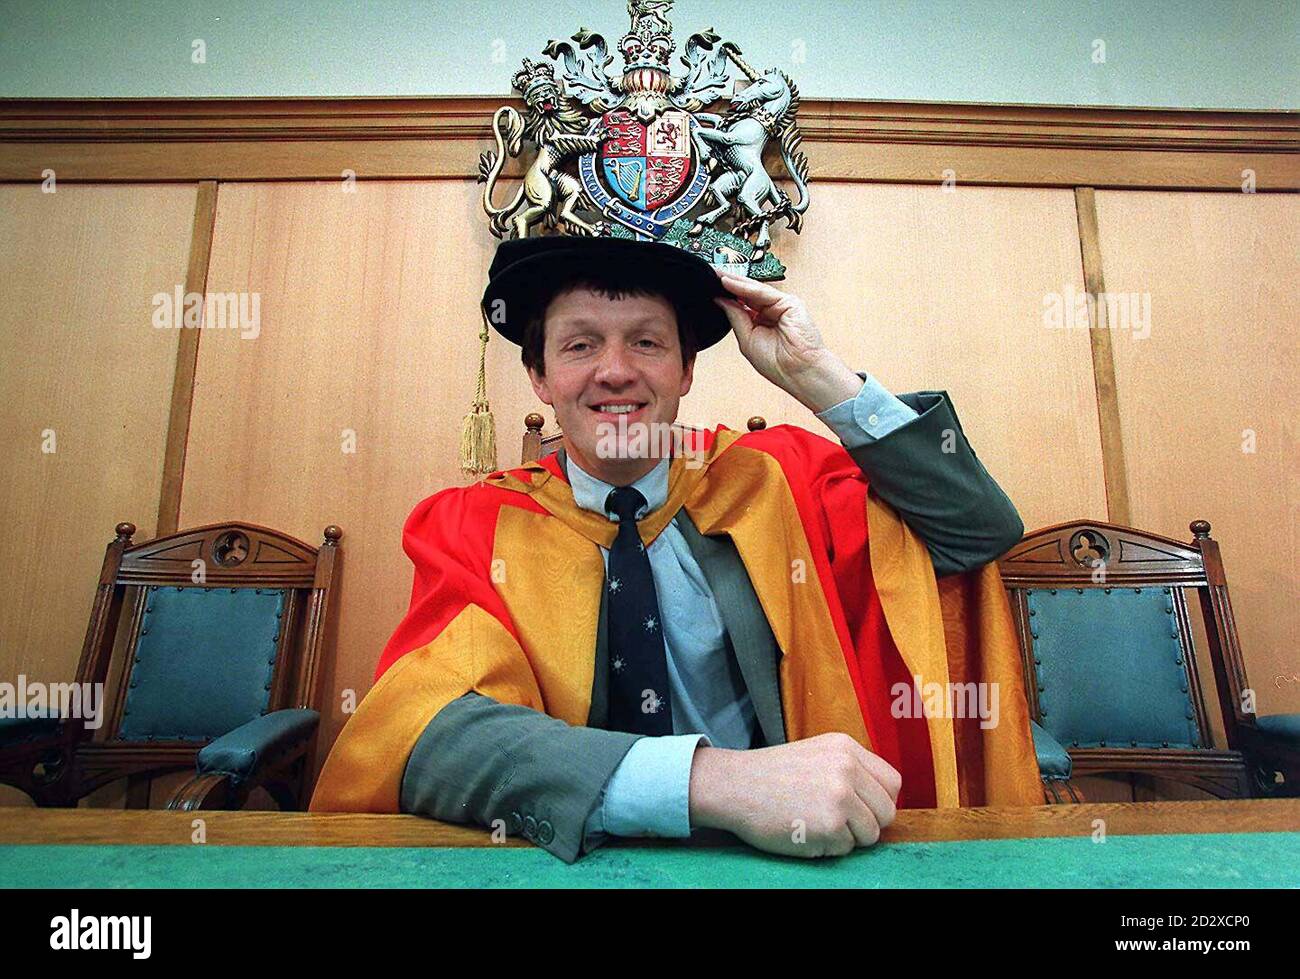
460, 316, 498, 476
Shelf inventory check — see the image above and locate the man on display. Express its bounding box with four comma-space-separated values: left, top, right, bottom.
310, 235, 1041, 862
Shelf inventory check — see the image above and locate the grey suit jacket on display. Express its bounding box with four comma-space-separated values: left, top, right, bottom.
400, 390, 1022, 862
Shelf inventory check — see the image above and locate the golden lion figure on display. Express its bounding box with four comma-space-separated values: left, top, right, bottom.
478, 65, 611, 239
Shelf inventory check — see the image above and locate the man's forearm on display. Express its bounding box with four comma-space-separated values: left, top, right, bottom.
844, 389, 1023, 574
687, 744, 740, 831
796, 356, 1023, 575
400, 692, 640, 863
783, 350, 865, 414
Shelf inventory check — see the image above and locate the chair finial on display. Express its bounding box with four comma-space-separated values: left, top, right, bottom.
747, 416, 767, 431
114, 522, 136, 542
525, 413, 545, 434
323, 525, 343, 546
1190, 520, 1211, 539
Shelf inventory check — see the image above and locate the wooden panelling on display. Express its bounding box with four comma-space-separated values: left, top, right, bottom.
4, 140, 1294, 190
1, 94, 1295, 807
156, 181, 219, 535
5, 98, 1295, 150
1095, 190, 1299, 716
178, 179, 1111, 778
680, 181, 1107, 532
0, 183, 196, 810
1074, 188, 1132, 525
1, 98, 1296, 188
0, 184, 196, 693
177, 180, 544, 775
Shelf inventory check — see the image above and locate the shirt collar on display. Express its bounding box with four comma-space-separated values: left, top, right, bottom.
564, 453, 670, 522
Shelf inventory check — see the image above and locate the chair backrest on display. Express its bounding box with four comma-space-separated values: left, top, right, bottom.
521, 412, 769, 464
116, 585, 287, 741
998, 519, 1251, 753
78, 521, 340, 745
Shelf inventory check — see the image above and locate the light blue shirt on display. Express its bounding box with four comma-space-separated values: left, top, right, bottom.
579, 371, 916, 848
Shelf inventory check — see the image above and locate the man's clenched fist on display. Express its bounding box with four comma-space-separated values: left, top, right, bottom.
688, 732, 902, 858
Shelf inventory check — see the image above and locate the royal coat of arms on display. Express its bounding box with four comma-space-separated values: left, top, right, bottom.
478, 0, 811, 279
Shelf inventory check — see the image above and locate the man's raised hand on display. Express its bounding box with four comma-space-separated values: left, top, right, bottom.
711, 269, 863, 413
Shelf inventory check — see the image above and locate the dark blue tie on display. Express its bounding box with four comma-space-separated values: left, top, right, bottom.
604, 485, 674, 735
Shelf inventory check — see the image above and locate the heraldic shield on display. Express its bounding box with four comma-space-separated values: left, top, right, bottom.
579, 108, 709, 239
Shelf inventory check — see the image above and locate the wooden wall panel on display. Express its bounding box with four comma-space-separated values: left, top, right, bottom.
686, 182, 1108, 532
5, 99, 1296, 189
179, 180, 542, 775
179, 178, 1107, 778
1096, 189, 1299, 715
0, 183, 196, 686
0, 183, 196, 807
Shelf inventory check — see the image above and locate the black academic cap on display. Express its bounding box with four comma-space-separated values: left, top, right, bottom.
479, 235, 733, 351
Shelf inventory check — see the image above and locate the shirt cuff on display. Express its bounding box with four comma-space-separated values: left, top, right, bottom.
583, 733, 710, 843
814, 370, 918, 448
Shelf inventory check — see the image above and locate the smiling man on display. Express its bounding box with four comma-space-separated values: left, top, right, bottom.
525, 274, 697, 488
310, 235, 1042, 861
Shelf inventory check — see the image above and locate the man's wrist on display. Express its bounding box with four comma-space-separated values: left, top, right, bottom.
785, 352, 864, 414
688, 745, 742, 832
597, 734, 707, 839
816, 370, 919, 447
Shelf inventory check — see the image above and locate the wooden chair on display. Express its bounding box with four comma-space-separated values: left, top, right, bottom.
0, 520, 341, 811
522, 412, 769, 464
1000, 518, 1299, 802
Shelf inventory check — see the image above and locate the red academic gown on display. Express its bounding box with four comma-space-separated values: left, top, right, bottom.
310, 422, 1041, 813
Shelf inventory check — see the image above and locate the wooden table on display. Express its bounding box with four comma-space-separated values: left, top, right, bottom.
1, 797, 1297, 847
2, 799, 1297, 887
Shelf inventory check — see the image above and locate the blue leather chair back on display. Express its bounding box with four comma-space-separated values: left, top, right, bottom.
117, 586, 287, 742
1028, 586, 1201, 750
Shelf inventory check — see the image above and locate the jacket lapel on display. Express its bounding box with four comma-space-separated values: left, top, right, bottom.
556, 446, 611, 729
589, 574, 610, 728
673, 509, 787, 747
